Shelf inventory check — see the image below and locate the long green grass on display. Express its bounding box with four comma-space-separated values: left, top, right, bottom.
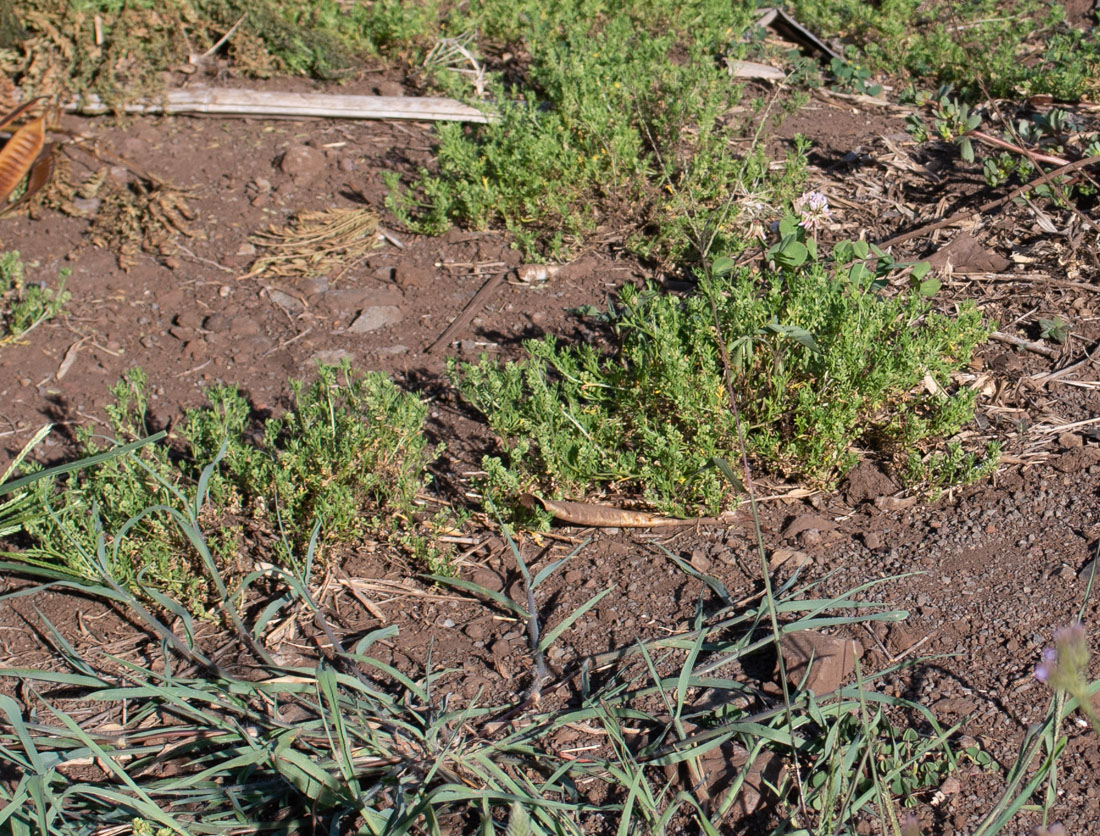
0, 486, 971, 833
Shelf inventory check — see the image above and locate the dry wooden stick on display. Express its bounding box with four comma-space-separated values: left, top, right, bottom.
989, 331, 1061, 359
878, 153, 1100, 249
425, 270, 507, 353
965, 130, 1071, 167
69, 89, 492, 123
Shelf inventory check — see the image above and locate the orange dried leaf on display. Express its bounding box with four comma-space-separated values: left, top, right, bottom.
0, 115, 46, 206
23, 143, 55, 201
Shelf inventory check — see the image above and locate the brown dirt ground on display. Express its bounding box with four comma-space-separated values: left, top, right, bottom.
2, 69, 1100, 834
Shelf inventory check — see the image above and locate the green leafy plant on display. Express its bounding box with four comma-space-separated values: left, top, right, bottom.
906, 87, 983, 161
18, 362, 449, 609
0, 250, 69, 345
454, 236, 996, 526
792, 0, 1100, 101
384, 0, 804, 262
829, 56, 882, 96
1039, 316, 1071, 345
22, 368, 208, 603
187, 362, 446, 573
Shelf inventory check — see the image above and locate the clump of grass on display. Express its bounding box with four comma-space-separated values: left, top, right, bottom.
18, 362, 450, 611
0, 249, 68, 345
0, 476, 980, 833
454, 230, 996, 526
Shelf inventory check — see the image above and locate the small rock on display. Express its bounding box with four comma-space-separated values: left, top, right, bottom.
515, 263, 561, 283
874, 495, 917, 512
229, 316, 261, 337
236, 242, 257, 257
348, 305, 403, 333
279, 145, 326, 182
163, 256, 181, 270
183, 339, 207, 360
490, 638, 511, 659
267, 288, 305, 316
176, 311, 204, 330
769, 548, 812, 570
315, 288, 400, 320
689, 549, 712, 573
464, 619, 490, 641
299, 276, 329, 295
70, 197, 101, 215
393, 263, 434, 288
372, 80, 405, 97
375, 344, 408, 355
939, 775, 961, 796
470, 569, 503, 593
339, 156, 358, 172
441, 618, 456, 628
863, 531, 884, 550
779, 631, 862, 695
1059, 431, 1083, 449
843, 460, 897, 505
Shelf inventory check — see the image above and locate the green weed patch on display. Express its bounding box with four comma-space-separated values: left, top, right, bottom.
455, 242, 996, 527
795, 0, 1100, 101
0, 249, 68, 345
19, 362, 448, 610
386, 0, 805, 261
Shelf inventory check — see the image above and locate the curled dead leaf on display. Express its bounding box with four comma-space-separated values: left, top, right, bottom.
0, 114, 46, 211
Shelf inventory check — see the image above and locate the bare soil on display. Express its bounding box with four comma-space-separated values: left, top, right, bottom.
2, 72, 1100, 834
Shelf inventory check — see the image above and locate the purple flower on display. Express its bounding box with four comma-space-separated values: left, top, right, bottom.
794, 190, 830, 234
1034, 622, 1090, 695
1034, 648, 1057, 683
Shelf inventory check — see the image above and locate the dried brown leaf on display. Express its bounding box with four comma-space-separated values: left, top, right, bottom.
0, 114, 45, 207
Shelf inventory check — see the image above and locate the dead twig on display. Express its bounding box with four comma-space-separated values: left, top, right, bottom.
878, 153, 1100, 249
425, 270, 507, 353
989, 331, 1061, 359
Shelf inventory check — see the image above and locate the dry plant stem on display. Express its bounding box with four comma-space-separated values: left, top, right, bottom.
1029, 338, 1100, 386
878, 153, 1100, 249
964, 129, 1071, 167
425, 270, 506, 353
704, 279, 808, 820
989, 330, 1061, 359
